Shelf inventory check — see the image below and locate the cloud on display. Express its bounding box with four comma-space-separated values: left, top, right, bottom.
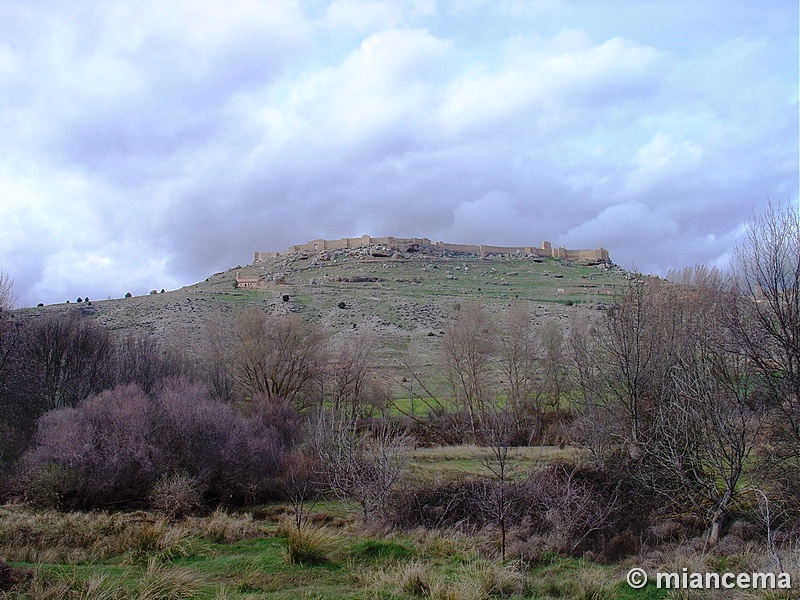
325, 0, 406, 31
439, 34, 667, 143
624, 133, 705, 196
0, 1, 796, 307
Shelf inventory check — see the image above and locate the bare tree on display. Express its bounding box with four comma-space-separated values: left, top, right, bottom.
234, 308, 326, 407
310, 410, 410, 521
442, 302, 497, 437
114, 333, 190, 397
498, 302, 542, 443
23, 312, 113, 414
538, 321, 567, 412
0, 274, 20, 399
476, 407, 523, 560
394, 346, 455, 444
0, 274, 26, 463
283, 447, 322, 532
630, 266, 764, 544
643, 344, 762, 545
202, 313, 237, 403
567, 313, 599, 402
0, 272, 14, 312
325, 333, 381, 425
566, 313, 621, 457
732, 201, 800, 458
592, 279, 681, 447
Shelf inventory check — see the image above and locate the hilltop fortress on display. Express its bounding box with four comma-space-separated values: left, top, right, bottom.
253, 235, 609, 263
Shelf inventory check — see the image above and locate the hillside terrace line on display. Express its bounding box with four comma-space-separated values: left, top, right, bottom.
253, 235, 610, 263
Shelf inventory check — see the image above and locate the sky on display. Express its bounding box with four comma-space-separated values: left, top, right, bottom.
1, 0, 797, 307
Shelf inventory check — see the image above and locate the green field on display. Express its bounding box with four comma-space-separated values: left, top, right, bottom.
408, 445, 586, 481
0, 504, 671, 600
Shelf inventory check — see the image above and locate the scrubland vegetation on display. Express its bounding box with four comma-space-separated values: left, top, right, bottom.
1, 203, 800, 598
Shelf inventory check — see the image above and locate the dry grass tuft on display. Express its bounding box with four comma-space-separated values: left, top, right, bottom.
363, 559, 442, 598
120, 520, 209, 564
365, 558, 527, 600
135, 558, 202, 600
410, 527, 481, 560
185, 508, 261, 544
456, 559, 526, 597
2, 564, 126, 600
281, 526, 340, 565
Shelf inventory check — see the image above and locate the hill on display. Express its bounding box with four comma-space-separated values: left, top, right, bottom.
15, 238, 629, 372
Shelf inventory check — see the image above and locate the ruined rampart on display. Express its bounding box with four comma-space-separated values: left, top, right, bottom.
253, 236, 609, 263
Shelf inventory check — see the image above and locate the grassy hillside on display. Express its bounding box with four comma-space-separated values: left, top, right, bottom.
16, 242, 630, 372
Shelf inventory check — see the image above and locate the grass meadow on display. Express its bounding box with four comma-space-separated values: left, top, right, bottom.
3, 446, 797, 599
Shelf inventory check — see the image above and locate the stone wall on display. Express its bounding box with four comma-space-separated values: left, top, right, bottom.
253, 236, 609, 263
565, 248, 610, 261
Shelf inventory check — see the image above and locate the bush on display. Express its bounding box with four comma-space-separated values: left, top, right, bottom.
386, 461, 652, 559
25, 463, 83, 509
519, 461, 652, 556
0, 560, 30, 591
17, 380, 298, 510
602, 530, 639, 562
17, 385, 160, 508
385, 478, 492, 530
150, 473, 203, 520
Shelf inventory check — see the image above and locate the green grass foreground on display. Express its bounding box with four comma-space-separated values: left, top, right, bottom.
0, 504, 669, 600
2, 445, 792, 598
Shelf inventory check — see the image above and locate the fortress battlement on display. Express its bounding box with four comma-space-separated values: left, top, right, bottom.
253, 235, 609, 264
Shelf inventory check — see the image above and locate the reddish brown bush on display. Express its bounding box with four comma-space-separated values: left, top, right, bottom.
18, 384, 163, 508
16, 380, 298, 510
520, 461, 654, 556
385, 460, 653, 559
